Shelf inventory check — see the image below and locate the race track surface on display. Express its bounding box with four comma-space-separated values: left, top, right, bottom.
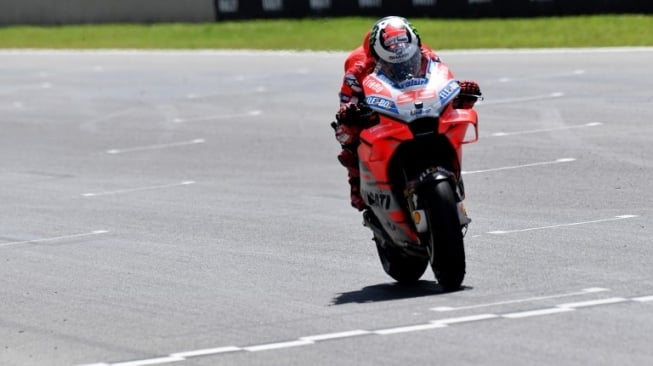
1, 48, 652, 366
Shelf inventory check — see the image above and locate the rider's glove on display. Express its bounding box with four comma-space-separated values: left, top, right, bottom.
336, 103, 361, 126
335, 123, 363, 147
454, 80, 482, 109
333, 103, 378, 147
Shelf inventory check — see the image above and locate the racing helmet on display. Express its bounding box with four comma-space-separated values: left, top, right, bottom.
369, 16, 422, 82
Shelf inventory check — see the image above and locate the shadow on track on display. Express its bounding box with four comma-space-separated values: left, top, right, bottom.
331, 281, 472, 305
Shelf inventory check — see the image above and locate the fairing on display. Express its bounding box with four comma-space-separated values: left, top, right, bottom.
363, 59, 461, 123
358, 59, 478, 245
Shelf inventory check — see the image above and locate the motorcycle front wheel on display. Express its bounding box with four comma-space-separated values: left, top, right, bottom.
423, 180, 466, 290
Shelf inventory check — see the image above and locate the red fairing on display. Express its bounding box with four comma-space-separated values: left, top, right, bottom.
359, 121, 413, 183
357, 102, 478, 244
438, 107, 479, 166
358, 121, 419, 243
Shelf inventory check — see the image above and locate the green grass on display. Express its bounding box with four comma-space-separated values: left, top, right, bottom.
0, 15, 651, 50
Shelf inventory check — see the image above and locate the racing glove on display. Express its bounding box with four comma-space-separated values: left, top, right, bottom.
335, 123, 363, 147
335, 103, 361, 125
454, 80, 482, 109
334, 103, 374, 147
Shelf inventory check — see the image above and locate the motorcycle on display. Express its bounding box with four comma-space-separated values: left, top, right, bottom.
356, 58, 480, 290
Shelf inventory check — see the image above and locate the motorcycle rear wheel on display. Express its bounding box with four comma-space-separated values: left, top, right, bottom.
424, 181, 466, 290
374, 237, 428, 283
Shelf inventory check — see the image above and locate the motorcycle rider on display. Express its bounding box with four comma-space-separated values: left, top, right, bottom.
333, 16, 482, 211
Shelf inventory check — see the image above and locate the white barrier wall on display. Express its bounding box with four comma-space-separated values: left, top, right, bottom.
0, 0, 216, 25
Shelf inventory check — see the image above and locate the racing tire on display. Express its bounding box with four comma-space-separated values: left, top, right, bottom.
375, 237, 428, 284
423, 180, 466, 291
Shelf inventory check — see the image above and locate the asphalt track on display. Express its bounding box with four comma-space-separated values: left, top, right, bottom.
1, 48, 652, 366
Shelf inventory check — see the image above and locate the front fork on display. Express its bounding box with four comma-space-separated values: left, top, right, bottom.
404, 166, 471, 236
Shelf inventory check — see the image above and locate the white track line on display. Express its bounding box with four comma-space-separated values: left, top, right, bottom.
557, 297, 629, 309
172, 110, 261, 123
106, 139, 205, 154
243, 339, 314, 352
431, 287, 609, 312
170, 347, 241, 358
374, 322, 447, 335
462, 158, 575, 175
478, 92, 563, 105
502, 307, 574, 319
81, 291, 653, 366
487, 215, 639, 235
432, 314, 499, 324
0, 230, 108, 248
82, 181, 195, 197
498, 69, 585, 83
300, 330, 371, 342
633, 296, 653, 303
112, 356, 184, 366
491, 122, 603, 137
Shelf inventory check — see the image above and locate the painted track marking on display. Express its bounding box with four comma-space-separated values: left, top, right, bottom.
498, 69, 585, 83
502, 307, 574, 319
374, 322, 447, 335
82, 181, 195, 197
300, 330, 371, 341
170, 347, 241, 358
633, 295, 653, 303
557, 297, 629, 309
112, 356, 184, 366
0, 230, 108, 248
243, 339, 314, 352
478, 92, 564, 105
172, 110, 261, 123
491, 122, 603, 137
462, 158, 575, 175
106, 139, 205, 154
432, 314, 499, 324
487, 215, 639, 235
430, 287, 608, 312
80, 292, 653, 366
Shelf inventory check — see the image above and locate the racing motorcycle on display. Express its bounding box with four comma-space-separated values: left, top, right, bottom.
356, 58, 479, 290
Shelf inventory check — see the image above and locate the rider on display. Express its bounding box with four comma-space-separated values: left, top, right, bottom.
333, 16, 482, 211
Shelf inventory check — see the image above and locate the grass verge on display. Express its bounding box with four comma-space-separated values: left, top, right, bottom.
0, 15, 651, 50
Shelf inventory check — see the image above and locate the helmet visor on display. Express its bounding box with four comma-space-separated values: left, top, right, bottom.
378, 46, 422, 83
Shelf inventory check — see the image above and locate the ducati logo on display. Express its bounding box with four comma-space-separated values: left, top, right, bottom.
367, 192, 391, 210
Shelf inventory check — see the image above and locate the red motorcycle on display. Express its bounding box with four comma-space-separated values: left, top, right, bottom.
357, 58, 479, 290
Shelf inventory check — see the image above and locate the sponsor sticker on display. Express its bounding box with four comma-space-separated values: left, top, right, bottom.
397, 78, 428, 89
363, 78, 385, 94
438, 80, 460, 104
366, 96, 397, 113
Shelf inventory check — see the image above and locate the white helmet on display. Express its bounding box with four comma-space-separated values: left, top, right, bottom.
369, 16, 422, 82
